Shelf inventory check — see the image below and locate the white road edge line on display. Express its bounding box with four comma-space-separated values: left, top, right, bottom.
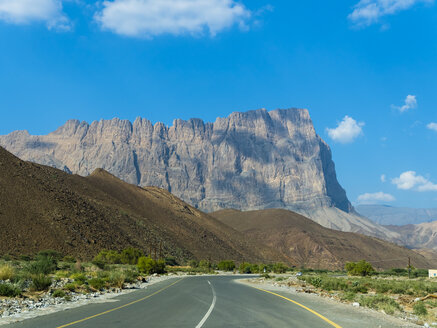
195, 280, 217, 328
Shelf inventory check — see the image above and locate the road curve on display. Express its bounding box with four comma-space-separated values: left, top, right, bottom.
4, 276, 394, 328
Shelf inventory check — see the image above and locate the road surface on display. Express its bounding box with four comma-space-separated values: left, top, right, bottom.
4, 276, 410, 328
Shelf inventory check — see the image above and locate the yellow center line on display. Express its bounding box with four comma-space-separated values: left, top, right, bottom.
56, 278, 184, 328
251, 286, 342, 328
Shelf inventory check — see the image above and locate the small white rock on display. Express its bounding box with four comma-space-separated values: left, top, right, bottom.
352, 302, 360, 307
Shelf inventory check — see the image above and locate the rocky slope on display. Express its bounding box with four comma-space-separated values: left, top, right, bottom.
356, 204, 437, 226
386, 221, 437, 251
0, 146, 284, 263
0, 108, 397, 239
211, 209, 435, 270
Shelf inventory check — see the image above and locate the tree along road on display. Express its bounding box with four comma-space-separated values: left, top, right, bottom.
5, 276, 402, 328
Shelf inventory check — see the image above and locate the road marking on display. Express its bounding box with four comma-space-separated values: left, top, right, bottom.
252, 286, 342, 328
195, 280, 216, 328
56, 278, 184, 328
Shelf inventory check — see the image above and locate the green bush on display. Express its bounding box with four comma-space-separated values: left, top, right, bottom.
239, 262, 253, 274
62, 256, 76, 263
120, 248, 143, 265
109, 272, 125, 288
272, 263, 288, 274
345, 260, 374, 276
26, 255, 58, 275
164, 257, 178, 266
199, 260, 212, 270
37, 250, 62, 261
70, 273, 87, 285
137, 257, 166, 274
413, 301, 427, 316
359, 294, 400, 314
92, 250, 122, 267
64, 283, 77, 292
30, 274, 52, 291
188, 260, 199, 268
52, 289, 66, 298
0, 283, 21, 297
310, 277, 323, 288
217, 260, 235, 271
89, 278, 106, 290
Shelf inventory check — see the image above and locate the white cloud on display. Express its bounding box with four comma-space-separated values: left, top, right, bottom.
357, 192, 395, 204
392, 171, 437, 191
381, 174, 386, 182
392, 94, 417, 113
349, 0, 434, 27
326, 116, 364, 144
0, 0, 70, 30
95, 0, 251, 38
427, 122, 437, 132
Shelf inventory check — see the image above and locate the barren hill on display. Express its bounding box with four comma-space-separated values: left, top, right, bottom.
211, 209, 434, 270
0, 146, 284, 263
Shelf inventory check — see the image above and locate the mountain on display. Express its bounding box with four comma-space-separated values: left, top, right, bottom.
385, 221, 437, 251
211, 209, 435, 270
0, 108, 397, 239
0, 146, 284, 263
356, 204, 437, 226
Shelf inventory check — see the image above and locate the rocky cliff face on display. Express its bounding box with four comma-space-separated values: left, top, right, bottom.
0, 108, 396, 237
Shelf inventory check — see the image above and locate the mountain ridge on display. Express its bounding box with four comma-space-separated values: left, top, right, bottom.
0, 108, 396, 239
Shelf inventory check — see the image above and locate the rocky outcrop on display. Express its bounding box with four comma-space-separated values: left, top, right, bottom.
0, 108, 396, 238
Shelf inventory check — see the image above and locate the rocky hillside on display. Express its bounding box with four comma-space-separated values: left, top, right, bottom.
386, 221, 437, 251
0, 108, 397, 239
0, 146, 284, 263
356, 204, 437, 226
211, 209, 435, 270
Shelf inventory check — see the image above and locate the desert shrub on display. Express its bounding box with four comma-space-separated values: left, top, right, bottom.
310, 277, 323, 288
0, 264, 15, 281
341, 291, 357, 301
19, 255, 32, 262
89, 278, 105, 290
260, 273, 271, 279
199, 260, 212, 270
26, 256, 57, 275
120, 248, 143, 265
64, 283, 77, 292
70, 273, 87, 285
188, 260, 199, 268
137, 257, 166, 274
217, 260, 236, 271
413, 301, 427, 316
93, 250, 121, 267
123, 269, 138, 283
30, 274, 52, 291
345, 260, 374, 277
164, 257, 178, 266
2, 254, 11, 261
359, 294, 400, 314
272, 263, 288, 274
52, 289, 66, 298
109, 272, 125, 288
62, 256, 76, 263
37, 250, 62, 261
0, 283, 21, 297
239, 262, 253, 274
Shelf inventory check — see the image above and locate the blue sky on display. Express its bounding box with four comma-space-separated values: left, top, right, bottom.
0, 0, 436, 208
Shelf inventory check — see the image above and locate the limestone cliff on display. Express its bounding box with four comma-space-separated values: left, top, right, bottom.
0, 108, 397, 238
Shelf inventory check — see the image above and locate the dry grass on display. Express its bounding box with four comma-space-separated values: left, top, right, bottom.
0, 264, 15, 280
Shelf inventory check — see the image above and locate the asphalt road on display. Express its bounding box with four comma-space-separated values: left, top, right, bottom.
4, 276, 396, 328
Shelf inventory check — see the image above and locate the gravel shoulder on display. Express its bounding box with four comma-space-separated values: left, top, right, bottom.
238, 277, 425, 328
